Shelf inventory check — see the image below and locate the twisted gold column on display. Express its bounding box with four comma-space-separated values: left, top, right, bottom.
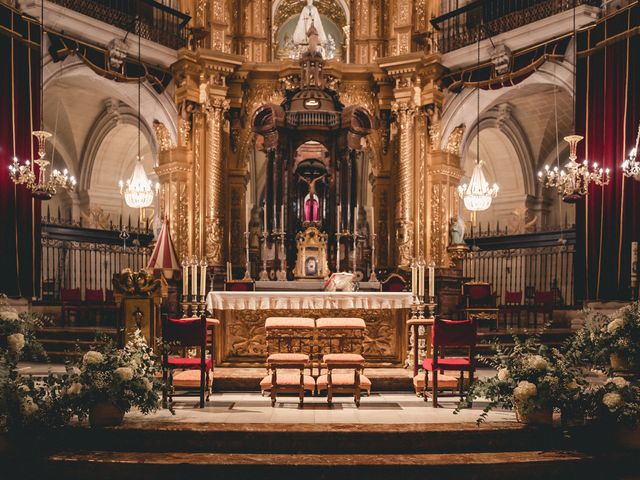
205, 100, 227, 266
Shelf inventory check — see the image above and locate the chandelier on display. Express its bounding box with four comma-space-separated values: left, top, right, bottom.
458, 25, 499, 216
118, 16, 157, 211
539, 135, 609, 203
9, 2, 75, 200
118, 157, 156, 209
621, 124, 640, 178
458, 161, 499, 211
10, 131, 76, 200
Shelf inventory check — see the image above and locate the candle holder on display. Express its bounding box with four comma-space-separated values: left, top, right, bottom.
274, 230, 287, 281
259, 231, 269, 281
425, 299, 437, 318
368, 233, 378, 282
242, 231, 252, 281
352, 230, 359, 275
335, 231, 344, 272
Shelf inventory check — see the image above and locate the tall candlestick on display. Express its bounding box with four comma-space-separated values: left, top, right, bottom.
428, 261, 435, 298
181, 258, 189, 297
337, 204, 341, 232
191, 256, 197, 298
200, 259, 207, 297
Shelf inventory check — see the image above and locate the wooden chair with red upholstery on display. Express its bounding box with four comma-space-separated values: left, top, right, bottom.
499, 291, 524, 328
161, 314, 214, 408
530, 290, 554, 327
60, 288, 82, 325
380, 273, 407, 292
462, 282, 498, 330
224, 280, 255, 291
423, 318, 477, 408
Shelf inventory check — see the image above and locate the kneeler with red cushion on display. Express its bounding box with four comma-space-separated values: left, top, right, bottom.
423, 318, 477, 408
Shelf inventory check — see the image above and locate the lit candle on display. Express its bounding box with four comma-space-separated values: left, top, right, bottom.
191, 256, 198, 297
200, 259, 207, 298
181, 258, 189, 297
428, 261, 435, 299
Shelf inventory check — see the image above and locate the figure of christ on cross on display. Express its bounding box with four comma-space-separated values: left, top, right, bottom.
300, 173, 326, 222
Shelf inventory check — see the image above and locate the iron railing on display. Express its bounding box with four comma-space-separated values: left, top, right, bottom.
431, 0, 600, 54
463, 229, 577, 306
39, 218, 154, 303
49, 0, 190, 49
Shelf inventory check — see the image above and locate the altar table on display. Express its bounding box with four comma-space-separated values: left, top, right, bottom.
206, 291, 413, 366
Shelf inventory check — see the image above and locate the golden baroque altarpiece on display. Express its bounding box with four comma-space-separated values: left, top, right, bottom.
154, 0, 466, 364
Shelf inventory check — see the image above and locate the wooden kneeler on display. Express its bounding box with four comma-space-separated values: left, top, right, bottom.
265, 353, 312, 407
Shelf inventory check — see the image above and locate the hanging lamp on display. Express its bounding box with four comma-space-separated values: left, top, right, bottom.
119, 13, 157, 213
537, 0, 609, 202
458, 23, 499, 219
9, 1, 75, 199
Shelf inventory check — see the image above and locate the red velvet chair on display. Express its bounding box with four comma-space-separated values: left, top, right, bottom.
224, 280, 255, 291
423, 318, 477, 407
499, 291, 524, 328
380, 273, 407, 292
60, 288, 82, 325
84, 289, 104, 303
162, 314, 213, 408
462, 282, 498, 330
530, 290, 554, 327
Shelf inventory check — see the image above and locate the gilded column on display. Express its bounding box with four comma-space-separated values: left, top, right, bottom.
204, 99, 228, 266
391, 99, 416, 267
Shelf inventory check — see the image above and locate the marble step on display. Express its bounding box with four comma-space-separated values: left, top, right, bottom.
40, 449, 600, 480
28, 422, 565, 455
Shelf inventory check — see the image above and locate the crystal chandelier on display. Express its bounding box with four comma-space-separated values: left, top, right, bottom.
458, 25, 499, 216
10, 131, 76, 200
621, 124, 640, 178
9, 3, 75, 200
458, 161, 499, 211
118, 16, 156, 211
538, 135, 610, 203
119, 157, 155, 209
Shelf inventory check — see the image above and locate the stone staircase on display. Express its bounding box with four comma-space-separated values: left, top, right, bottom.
3, 421, 631, 479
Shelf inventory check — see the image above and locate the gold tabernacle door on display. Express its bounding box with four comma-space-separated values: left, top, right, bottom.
294, 225, 329, 279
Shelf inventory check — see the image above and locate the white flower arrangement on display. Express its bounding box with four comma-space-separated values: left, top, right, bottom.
607, 318, 624, 333
606, 377, 629, 389
115, 367, 134, 381
602, 392, 622, 411
83, 351, 104, 365
497, 368, 510, 382
7, 333, 25, 353
513, 380, 537, 402
526, 355, 548, 371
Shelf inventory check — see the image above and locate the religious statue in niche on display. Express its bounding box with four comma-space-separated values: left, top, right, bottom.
293, 0, 327, 45
449, 215, 466, 245
278, 0, 340, 60
299, 173, 326, 222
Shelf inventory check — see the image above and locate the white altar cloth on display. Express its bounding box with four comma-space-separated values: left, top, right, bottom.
206, 291, 413, 312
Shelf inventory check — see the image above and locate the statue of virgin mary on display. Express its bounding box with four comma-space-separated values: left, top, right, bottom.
292, 0, 328, 45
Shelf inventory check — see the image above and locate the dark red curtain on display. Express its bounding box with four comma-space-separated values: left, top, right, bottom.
0, 7, 41, 298
575, 4, 640, 301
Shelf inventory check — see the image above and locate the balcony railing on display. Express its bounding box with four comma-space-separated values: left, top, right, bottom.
49, 0, 190, 49
431, 0, 600, 54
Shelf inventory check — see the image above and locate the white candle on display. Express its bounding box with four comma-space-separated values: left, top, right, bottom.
200, 261, 207, 297
191, 257, 198, 297
280, 204, 284, 231
263, 202, 267, 234
182, 260, 188, 297
418, 261, 425, 299
337, 204, 341, 232
370, 206, 375, 236
428, 262, 435, 298
411, 260, 417, 297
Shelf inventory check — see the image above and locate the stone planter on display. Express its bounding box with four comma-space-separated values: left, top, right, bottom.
610, 353, 630, 372
89, 402, 125, 428
515, 404, 553, 425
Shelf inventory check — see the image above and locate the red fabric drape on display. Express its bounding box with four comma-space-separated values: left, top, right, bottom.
576, 5, 640, 301
0, 10, 41, 298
